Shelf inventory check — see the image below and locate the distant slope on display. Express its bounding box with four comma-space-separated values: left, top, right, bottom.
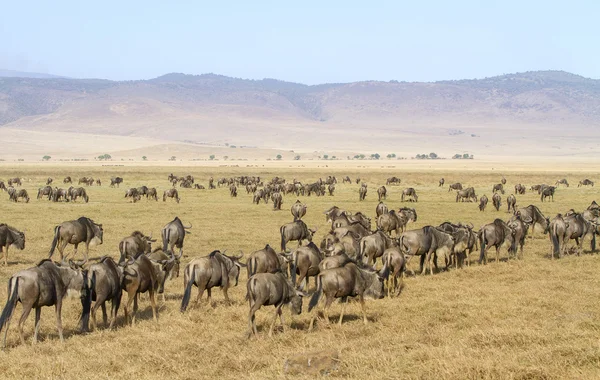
0, 69, 66, 79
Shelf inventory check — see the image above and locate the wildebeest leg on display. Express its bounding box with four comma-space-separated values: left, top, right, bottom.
55, 299, 64, 342
419, 254, 425, 274
206, 288, 212, 306
338, 297, 347, 326
124, 291, 135, 325
101, 302, 108, 327
33, 307, 41, 343
222, 286, 231, 305
278, 307, 286, 333
149, 290, 158, 322
110, 293, 121, 330
496, 246, 500, 263
18, 302, 33, 345
90, 301, 99, 330
359, 295, 368, 325
297, 269, 307, 290
2, 246, 6, 266
58, 239, 69, 262
575, 238, 581, 256
70, 243, 80, 262
268, 306, 280, 337
84, 243, 90, 262
246, 302, 259, 339
323, 294, 334, 325
195, 285, 206, 307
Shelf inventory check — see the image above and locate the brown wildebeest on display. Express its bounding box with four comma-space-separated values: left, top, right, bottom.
87, 256, 122, 330
438, 178, 445, 187
48, 217, 103, 262
377, 186, 387, 201
540, 186, 555, 202
9, 189, 29, 203
0, 224, 25, 266
492, 193, 502, 211
507, 194, 516, 213
68, 187, 89, 203
272, 192, 283, 210
161, 217, 191, 257
360, 230, 397, 266
555, 179, 569, 187
230, 184, 238, 197
563, 210, 596, 255
324, 206, 345, 224
328, 184, 335, 196
146, 187, 158, 201
321, 231, 361, 259
512, 205, 550, 237
343, 176, 352, 184
501, 177, 507, 185
578, 179, 594, 187
478, 219, 516, 264
455, 187, 477, 203
124, 188, 139, 200
246, 271, 305, 338
0, 181, 6, 191
479, 195, 488, 211
319, 253, 354, 271
118, 231, 156, 264
120, 254, 161, 324
96, 179, 101, 186
355, 177, 361, 184
37, 186, 54, 200
492, 183, 505, 194
401, 188, 418, 202
147, 248, 181, 282
438, 222, 477, 268
359, 184, 367, 201
52, 188, 69, 202
194, 184, 205, 190
163, 188, 180, 203
386, 177, 401, 186
245, 244, 287, 278
0, 259, 90, 348
382, 247, 406, 297
78, 177, 89, 185
110, 177, 123, 188
46, 178, 53, 185
514, 183, 526, 194
376, 201, 389, 217
288, 242, 324, 291
399, 226, 454, 275
448, 183, 463, 192
531, 184, 544, 193
308, 262, 387, 330
63, 176, 72, 184
7, 178, 21, 187
548, 214, 569, 259
507, 213, 528, 259
377, 210, 407, 237
280, 220, 316, 252
291, 200, 307, 221
180, 251, 244, 312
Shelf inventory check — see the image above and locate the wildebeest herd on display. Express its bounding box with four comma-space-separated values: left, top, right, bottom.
0, 172, 598, 349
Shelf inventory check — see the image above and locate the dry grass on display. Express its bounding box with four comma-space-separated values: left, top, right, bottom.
0, 165, 599, 379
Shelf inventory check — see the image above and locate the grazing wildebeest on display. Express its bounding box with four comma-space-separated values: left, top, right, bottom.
530, 184, 543, 193
438, 178, 445, 187
136, 186, 148, 196
359, 184, 367, 201
360, 230, 397, 266
548, 214, 569, 259
9, 189, 29, 203
401, 188, 418, 202
377, 210, 408, 237
328, 183, 335, 196
180, 251, 244, 312
288, 242, 324, 291
48, 217, 103, 262
386, 177, 401, 186
578, 179, 594, 187
479, 195, 488, 211
513, 205, 550, 237
448, 183, 463, 192
246, 244, 287, 278
230, 184, 238, 197
68, 187, 89, 203
194, 184, 205, 190
110, 177, 123, 188
246, 271, 305, 338
492, 183, 505, 194
52, 188, 69, 202
507, 194, 517, 213
280, 221, 316, 252
291, 200, 307, 221
0, 259, 89, 347
78, 177, 89, 185
120, 254, 161, 324
507, 213, 528, 259
555, 179, 569, 187
399, 226, 454, 275
492, 193, 502, 211
563, 210, 596, 255
63, 176, 72, 184
163, 188, 180, 203
124, 187, 139, 201
343, 176, 352, 184
377, 186, 387, 201
37, 186, 54, 200
308, 262, 387, 330
514, 183, 526, 195
0, 225, 25, 266
376, 201, 389, 218
456, 187, 477, 202
355, 178, 361, 184
118, 231, 156, 264
540, 185, 555, 202
0, 181, 6, 191
438, 222, 477, 268
46, 178, 53, 185
478, 219, 516, 264
146, 187, 158, 201
161, 217, 191, 257
324, 206, 345, 224
87, 256, 122, 330
7, 178, 21, 187
96, 179, 101, 186
382, 247, 406, 297
272, 192, 283, 210
501, 177, 507, 185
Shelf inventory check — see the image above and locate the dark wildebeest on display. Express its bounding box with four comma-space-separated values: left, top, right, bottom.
456, 187, 477, 202
63, 176, 72, 184
0, 259, 89, 347
530, 184, 543, 193
87, 256, 122, 330
136, 186, 148, 196
377, 210, 408, 237
492, 193, 502, 211
328, 183, 335, 196
120, 254, 163, 324
48, 217, 104, 262
96, 179, 101, 186
555, 179, 569, 187
587, 200, 600, 212
401, 188, 418, 202
37, 186, 54, 200
548, 214, 569, 259
288, 242, 324, 291
124, 187, 139, 201
513, 205, 550, 237
479, 195, 488, 211
324, 206, 345, 224
9, 189, 29, 203
7, 178, 21, 187
230, 184, 238, 197
194, 184, 205, 190
246, 271, 305, 338
110, 177, 123, 188
52, 188, 69, 202
439, 178, 445, 187
540, 186, 555, 202
161, 217, 191, 257
514, 183, 526, 195
478, 219, 516, 264
448, 183, 463, 192
343, 176, 352, 184
163, 188, 180, 203
280, 221, 316, 252
578, 179, 594, 187
382, 247, 406, 297
507, 194, 517, 213
272, 192, 283, 210
69, 187, 89, 203
359, 184, 367, 201
492, 183, 505, 194
399, 226, 454, 275
146, 187, 158, 201
355, 178, 361, 184
78, 177, 89, 185
46, 178, 53, 186
180, 251, 244, 312
563, 210, 596, 255
0, 224, 25, 266
386, 177, 401, 186
507, 213, 528, 259
360, 230, 396, 266
291, 200, 307, 221
308, 262, 387, 330
377, 186, 387, 201
253, 189, 265, 205
0, 181, 6, 192
118, 231, 156, 264
245, 244, 287, 278
501, 177, 507, 185
376, 201, 389, 217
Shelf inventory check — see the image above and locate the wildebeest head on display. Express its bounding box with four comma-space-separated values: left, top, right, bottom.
223, 251, 246, 286
290, 289, 307, 315
92, 222, 104, 244
363, 264, 388, 300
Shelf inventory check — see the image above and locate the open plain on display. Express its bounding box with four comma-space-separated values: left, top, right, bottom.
0, 162, 599, 379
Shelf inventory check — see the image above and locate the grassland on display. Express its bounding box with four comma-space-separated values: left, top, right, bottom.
0, 164, 599, 379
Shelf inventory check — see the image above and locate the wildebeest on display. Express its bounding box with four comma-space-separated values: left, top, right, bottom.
343, 176, 352, 184
78, 177, 89, 185
124, 188, 139, 201
308, 262, 387, 330
327, 183, 335, 196
118, 231, 156, 264
438, 222, 477, 267
382, 247, 406, 297
478, 195, 488, 211
63, 176, 72, 184
377, 186, 387, 201
52, 188, 69, 202
386, 177, 401, 186
7, 178, 21, 187
68, 187, 89, 203
530, 184, 543, 193
507, 194, 517, 214
46, 178, 53, 185
230, 184, 238, 197
0, 181, 6, 192
272, 192, 283, 210
448, 183, 463, 192
0, 225, 25, 266
501, 177, 507, 185
492, 183, 505, 194
246, 271, 305, 338
324, 206, 345, 224
194, 184, 205, 190
120, 254, 161, 324
376, 201, 389, 218
401, 188, 418, 202
147, 248, 181, 282
319, 253, 354, 271
96, 179, 101, 186
87, 256, 122, 330
163, 188, 180, 203
253, 189, 265, 205
540, 185, 555, 202
359, 184, 367, 201
578, 179, 594, 187
507, 213, 528, 259
288, 242, 324, 291
48, 217, 104, 262
492, 193, 502, 211
280, 221, 316, 252
377, 210, 408, 237
146, 187, 158, 201
110, 177, 123, 188
0, 259, 89, 347
9, 189, 29, 203
438, 178, 445, 187
513, 205, 550, 237
548, 214, 569, 259
555, 179, 569, 187
180, 251, 244, 312
37, 186, 54, 200
563, 210, 596, 255
456, 187, 477, 202
514, 183, 526, 195
355, 178, 361, 184
291, 200, 307, 221
246, 244, 287, 278
161, 217, 191, 257
399, 226, 454, 275
322, 231, 361, 259
360, 230, 397, 266
478, 219, 516, 264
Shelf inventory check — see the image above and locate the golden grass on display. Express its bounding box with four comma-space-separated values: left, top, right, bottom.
0, 165, 599, 379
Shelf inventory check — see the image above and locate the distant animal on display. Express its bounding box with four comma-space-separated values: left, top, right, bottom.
163, 188, 180, 203
0, 224, 26, 266
359, 184, 367, 201
438, 178, 445, 187
291, 200, 307, 221
448, 183, 463, 192
280, 220, 317, 252
386, 177, 401, 186
478, 195, 488, 211
492, 183, 505, 194
555, 179, 569, 187
507, 194, 517, 213
109, 177, 123, 188
377, 186, 387, 201
492, 193, 502, 211
514, 184, 526, 194
578, 179, 594, 187
48, 217, 103, 262
401, 188, 418, 202
540, 186, 556, 202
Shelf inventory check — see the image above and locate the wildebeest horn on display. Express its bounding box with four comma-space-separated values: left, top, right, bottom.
184, 223, 192, 229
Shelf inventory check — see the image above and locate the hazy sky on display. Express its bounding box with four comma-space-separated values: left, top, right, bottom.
1, 1, 598, 84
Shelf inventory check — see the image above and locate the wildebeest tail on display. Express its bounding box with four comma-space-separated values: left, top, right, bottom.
280, 225, 286, 252
246, 277, 257, 305
162, 228, 170, 254
48, 226, 61, 258
180, 265, 195, 312
0, 277, 19, 336
591, 231, 596, 252
478, 229, 486, 263
290, 251, 298, 286
550, 228, 560, 256
308, 275, 322, 312
79, 270, 92, 333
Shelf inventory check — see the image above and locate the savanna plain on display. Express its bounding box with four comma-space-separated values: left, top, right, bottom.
0, 163, 599, 379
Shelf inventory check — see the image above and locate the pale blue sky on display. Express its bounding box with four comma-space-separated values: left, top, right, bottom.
1, 0, 597, 83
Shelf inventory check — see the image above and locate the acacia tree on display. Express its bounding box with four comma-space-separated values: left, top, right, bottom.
42, 155, 51, 161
